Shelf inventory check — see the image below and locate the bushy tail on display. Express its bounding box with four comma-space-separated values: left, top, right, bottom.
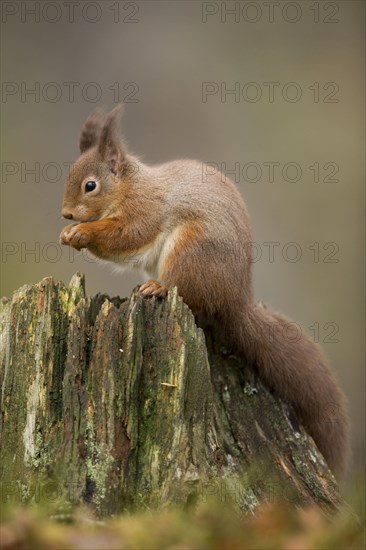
228, 302, 350, 477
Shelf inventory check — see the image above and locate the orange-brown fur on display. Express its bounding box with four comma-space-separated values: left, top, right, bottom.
60, 105, 350, 477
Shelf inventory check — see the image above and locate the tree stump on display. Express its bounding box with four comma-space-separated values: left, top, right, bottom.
0, 274, 341, 516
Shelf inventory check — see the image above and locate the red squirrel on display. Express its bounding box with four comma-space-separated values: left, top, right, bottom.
60, 105, 349, 477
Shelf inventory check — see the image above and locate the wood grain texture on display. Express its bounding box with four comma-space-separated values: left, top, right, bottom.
0, 274, 341, 516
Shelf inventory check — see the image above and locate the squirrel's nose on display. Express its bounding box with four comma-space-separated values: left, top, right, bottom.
62, 210, 73, 220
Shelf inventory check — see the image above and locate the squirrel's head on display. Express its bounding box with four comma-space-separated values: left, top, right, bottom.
62, 104, 130, 222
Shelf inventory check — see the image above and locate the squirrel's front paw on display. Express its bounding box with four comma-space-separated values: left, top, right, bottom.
59, 223, 78, 245
59, 223, 91, 251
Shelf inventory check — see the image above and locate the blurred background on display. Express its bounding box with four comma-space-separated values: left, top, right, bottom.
1, 0, 364, 478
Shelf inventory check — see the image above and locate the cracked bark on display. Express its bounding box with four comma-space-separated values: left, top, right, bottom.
0, 274, 341, 516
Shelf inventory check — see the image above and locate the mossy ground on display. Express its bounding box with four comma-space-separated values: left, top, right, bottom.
0, 496, 364, 550
0, 474, 364, 550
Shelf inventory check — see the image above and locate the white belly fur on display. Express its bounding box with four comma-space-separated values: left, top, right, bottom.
104, 226, 181, 282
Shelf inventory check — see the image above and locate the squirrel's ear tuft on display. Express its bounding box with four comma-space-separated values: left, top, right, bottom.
79, 108, 106, 153
98, 104, 126, 174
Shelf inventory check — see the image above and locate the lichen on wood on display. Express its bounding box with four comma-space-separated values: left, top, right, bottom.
0, 274, 341, 516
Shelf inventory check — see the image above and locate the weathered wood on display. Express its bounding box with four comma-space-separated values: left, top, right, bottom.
0, 274, 341, 516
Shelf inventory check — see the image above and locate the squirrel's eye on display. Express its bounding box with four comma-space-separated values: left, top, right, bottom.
85, 180, 96, 193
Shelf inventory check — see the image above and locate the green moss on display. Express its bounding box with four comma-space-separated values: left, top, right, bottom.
31, 429, 50, 472
243, 383, 258, 396
85, 413, 114, 512
292, 455, 329, 501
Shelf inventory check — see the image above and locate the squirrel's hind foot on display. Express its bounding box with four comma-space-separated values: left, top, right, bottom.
139, 280, 168, 298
